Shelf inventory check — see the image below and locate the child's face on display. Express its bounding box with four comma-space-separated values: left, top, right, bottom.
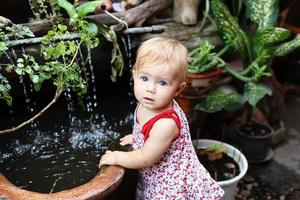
133, 64, 185, 111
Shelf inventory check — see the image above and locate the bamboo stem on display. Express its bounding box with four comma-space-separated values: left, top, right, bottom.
7, 26, 165, 47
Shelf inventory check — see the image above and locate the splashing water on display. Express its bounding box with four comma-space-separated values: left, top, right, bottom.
0, 114, 127, 193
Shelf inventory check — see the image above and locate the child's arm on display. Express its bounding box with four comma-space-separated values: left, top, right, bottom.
99, 118, 178, 169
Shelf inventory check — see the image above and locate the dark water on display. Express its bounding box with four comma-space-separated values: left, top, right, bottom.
0, 74, 136, 193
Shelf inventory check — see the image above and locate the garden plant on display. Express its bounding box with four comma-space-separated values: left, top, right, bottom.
0, 0, 124, 134
195, 0, 300, 120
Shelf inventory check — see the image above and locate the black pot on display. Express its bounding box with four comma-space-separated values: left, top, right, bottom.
237, 123, 273, 161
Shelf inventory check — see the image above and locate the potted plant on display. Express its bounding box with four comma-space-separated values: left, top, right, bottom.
185, 41, 229, 95
195, 0, 300, 162
193, 139, 248, 200
176, 41, 231, 120
201, 143, 226, 161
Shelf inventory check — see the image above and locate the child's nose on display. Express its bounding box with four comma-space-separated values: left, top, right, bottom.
146, 83, 156, 93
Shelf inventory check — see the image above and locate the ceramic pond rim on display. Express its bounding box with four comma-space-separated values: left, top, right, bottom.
0, 165, 124, 200
193, 139, 248, 186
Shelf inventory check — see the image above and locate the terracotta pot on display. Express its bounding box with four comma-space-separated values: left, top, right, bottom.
186, 68, 222, 88
175, 95, 194, 115
183, 68, 223, 98
0, 166, 124, 200
175, 95, 198, 124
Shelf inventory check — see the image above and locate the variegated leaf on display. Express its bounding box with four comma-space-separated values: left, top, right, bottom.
195, 86, 245, 113
253, 27, 291, 58
244, 82, 272, 107
246, 0, 279, 30
274, 36, 300, 56
254, 27, 290, 47
211, 0, 249, 58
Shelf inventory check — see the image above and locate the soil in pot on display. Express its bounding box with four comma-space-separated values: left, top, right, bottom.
196, 149, 240, 182
239, 123, 272, 137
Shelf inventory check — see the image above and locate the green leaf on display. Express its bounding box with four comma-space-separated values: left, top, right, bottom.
15, 68, 24, 75
76, 1, 101, 18
17, 63, 24, 68
253, 27, 291, 60
0, 42, 8, 51
246, 0, 279, 30
68, 41, 77, 54
58, 24, 68, 32
195, 86, 245, 113
57, 0, 77, 19
87, 22, 98, 34
97, 23, 124, 81
0, 74, 12, 106
32, 75, 39, 83
56, 42, 67, 57
20, 26, 35, 38
187, 41, 219, 73
33, 83, 42, 91
254, 27, 291, 47
244, 82, 272, 107
274, 36, 300, 56
17, 58, 24, 63
211, 0, 249, 58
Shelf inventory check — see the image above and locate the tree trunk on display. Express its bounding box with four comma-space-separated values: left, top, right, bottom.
173, 0, 201, 25
23, 0, 172, 36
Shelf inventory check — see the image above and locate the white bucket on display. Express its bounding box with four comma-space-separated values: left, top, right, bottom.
193, 139, 248, 200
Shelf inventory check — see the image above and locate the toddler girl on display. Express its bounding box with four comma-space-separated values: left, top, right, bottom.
99, 37, 224, 199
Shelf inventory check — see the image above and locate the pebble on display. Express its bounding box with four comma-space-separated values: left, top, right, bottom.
240, 189, 250, 197
242, 175, 255, 183
236, 174, 290, 199
246, 183, 253, 191
279, 195, 285, 200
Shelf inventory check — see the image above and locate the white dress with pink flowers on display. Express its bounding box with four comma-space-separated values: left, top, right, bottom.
132, 100, 224, 200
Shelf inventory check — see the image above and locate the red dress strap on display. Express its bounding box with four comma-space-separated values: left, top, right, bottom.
141, 110, 181, 142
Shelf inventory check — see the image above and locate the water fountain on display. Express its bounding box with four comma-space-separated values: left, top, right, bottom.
0, 39, 135, 199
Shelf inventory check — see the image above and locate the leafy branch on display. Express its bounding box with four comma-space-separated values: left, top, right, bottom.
0, 0, 125, 134
0, 88, 63, 135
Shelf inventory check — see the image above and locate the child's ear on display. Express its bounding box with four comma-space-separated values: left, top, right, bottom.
131, 69, 136, 76
175, 82, 186, 96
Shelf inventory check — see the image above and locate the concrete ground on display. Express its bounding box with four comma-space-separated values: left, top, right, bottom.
236, 94, 300, 199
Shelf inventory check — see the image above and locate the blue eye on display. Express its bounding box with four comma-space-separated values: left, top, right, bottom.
158, 80, 167, 86
140, 76, 148, 81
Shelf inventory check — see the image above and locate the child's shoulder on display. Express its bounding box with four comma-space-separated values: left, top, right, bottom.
150, 118, 179, 139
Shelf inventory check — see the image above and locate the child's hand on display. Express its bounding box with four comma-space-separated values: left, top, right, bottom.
98, 150, 117, 168
119, 134, 133, 146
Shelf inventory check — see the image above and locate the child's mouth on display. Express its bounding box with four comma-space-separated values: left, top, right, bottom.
143, 97, 154, 102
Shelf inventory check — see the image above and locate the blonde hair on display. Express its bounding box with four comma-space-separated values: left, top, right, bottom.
132, 37, 188, 82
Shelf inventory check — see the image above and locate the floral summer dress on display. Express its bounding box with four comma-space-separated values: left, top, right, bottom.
132, 100, 224, 200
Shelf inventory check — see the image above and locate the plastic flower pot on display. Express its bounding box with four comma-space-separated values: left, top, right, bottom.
237, 123, 273, 162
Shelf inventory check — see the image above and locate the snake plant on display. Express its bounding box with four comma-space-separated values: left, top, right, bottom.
196, 0, 300, 114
